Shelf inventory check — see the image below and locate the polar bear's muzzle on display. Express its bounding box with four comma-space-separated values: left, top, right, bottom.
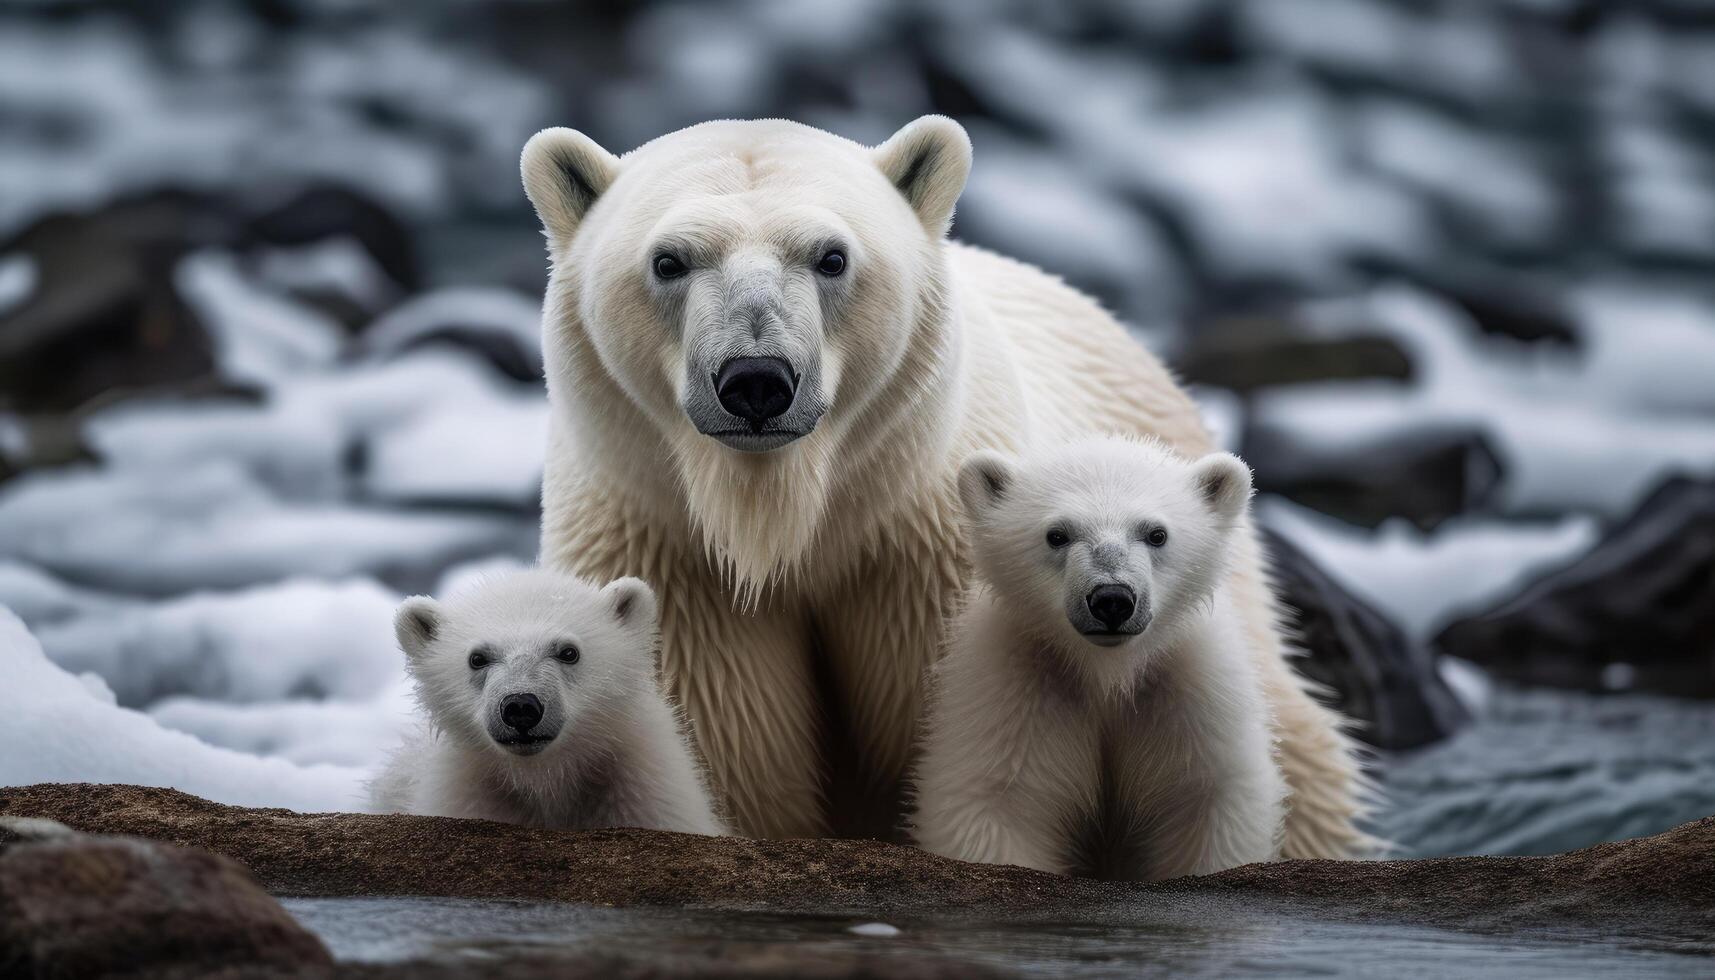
688, 354, 824, 452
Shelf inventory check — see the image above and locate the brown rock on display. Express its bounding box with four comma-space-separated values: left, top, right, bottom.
1, 783, 1711, 950
0, 830, 333, 979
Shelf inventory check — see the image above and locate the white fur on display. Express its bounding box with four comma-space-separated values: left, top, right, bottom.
369, 569, 724, 835
913, 437, 1287, 879
524, 115, 1371, 853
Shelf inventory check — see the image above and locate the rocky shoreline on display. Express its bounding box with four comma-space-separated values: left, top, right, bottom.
1, 784, 1711, 977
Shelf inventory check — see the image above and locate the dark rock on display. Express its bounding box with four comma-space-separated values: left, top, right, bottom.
1418, 273, 1580, 346
1244, 423, 1504, 531
0, 194, 228, 414
245, 184, 420, 294
0, 829, 333, 979
1265, 529, 1469, 750
1434, 475, 1715, 697
2, 784, 1711, 947
360, 288, 544, 383
1176, 318, 1413, 393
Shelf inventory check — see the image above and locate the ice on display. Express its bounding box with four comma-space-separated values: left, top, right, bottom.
1259, 496, 1600, 640
0, 605, 369, 812
29, 577, 402, 707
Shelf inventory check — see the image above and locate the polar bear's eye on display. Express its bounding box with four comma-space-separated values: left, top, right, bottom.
652, 253, 687, 279
1045, 528, 1070, 549
1146, 527, 1169, 547
816, 249, 846, 276
467, 648, 492, 670
554, 643, 581, 665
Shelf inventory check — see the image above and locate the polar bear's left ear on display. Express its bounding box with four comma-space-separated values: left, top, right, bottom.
874, 115, 973, 238
521, 127, 621, 244
601, 577, 658, 632
1190, 452, 1254, 521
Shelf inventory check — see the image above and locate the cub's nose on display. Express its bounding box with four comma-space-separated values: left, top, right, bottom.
1086, 585, 1137, 631
500, 693, 544, 733
715, 357, 797, 423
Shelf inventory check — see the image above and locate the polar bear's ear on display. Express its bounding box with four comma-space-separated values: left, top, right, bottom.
521, 127, 621, 244
957, 449, 1017, 520
1190, 452, 1254, 521
601, 577, 658, 632
874, 115, 973, 238
394, 597, 441, 665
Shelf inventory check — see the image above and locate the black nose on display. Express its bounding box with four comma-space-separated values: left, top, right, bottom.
500, 693, 543, 733
715, 357, 797, 424
1086, 585, 1137, 631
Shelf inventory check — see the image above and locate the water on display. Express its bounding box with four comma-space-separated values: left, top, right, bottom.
1375, 687, 1715, 857
284, 896, 1711, 978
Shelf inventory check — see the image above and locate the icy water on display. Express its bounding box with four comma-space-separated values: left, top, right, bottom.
1373, 687, 1715, 857
285, 896, 1710, 978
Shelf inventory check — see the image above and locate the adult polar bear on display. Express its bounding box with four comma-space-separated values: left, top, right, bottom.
522, 115, 1369, 855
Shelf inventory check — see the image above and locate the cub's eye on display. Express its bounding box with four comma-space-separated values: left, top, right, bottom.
652, 253, 687, 279
467, 649, 491, 670
554, 643, 581, 665
1146, 527, 1169, 547
1045, 528, 1070, 549
816, 249, 846, 276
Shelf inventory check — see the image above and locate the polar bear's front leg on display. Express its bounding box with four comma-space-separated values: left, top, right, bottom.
1135, 765, 1286, 880
658, 572, 827, 838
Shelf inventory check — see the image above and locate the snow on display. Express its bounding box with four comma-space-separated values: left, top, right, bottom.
1260, 497, 1599, 640
176, 249, 346, 384
0, 254, 35, 316
29, 578, 401, 707
149, 679, 415, 769
361, 287, 545, 380
0, 460, 532, 595
0, 605, 369, 812
1254, 286, 1715, 519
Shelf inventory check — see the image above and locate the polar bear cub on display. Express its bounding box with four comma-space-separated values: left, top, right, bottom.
369, 569, 724, 835
913, 436, 1287, 879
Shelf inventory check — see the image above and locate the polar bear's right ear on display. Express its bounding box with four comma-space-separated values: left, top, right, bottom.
874, 115, 973, 238
601, 577, 658, 633
394, 597, 441, 665
521, 127, 621, 244
957, 449, 1017, 520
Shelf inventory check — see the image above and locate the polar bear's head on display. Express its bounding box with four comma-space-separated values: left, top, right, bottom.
394, 570, 657, 760
957, 436, 1252, 657
521, 117, 972, 588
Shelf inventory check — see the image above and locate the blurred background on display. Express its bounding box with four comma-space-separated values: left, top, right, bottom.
0, 0, 1711, 857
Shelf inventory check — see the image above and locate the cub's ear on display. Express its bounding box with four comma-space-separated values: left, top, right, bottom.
394, 597, 441, 666
521, 127, 621, 244
1191, 452, 1253, 520
957, 449, 1017, 520
601, 577, 658, 632
873, 115, 972, 237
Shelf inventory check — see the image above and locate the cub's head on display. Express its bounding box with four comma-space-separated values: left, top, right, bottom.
958, 437, 1252, 655
394, 571, 657, 759
521, 115, 970, 455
